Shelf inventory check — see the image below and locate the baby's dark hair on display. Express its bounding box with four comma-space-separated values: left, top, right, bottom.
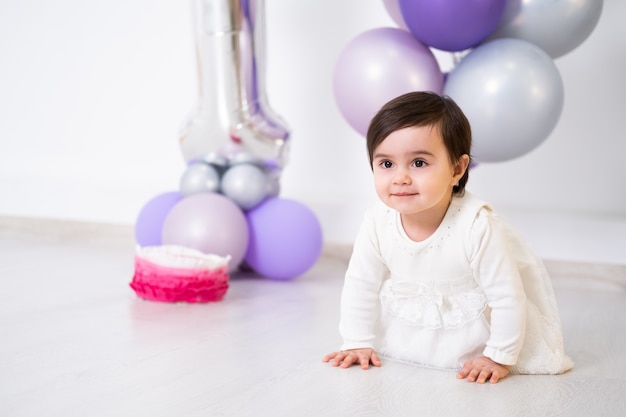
366, 91, 472, 195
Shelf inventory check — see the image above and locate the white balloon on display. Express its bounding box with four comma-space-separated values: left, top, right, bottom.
487, 0, 603, 59
444, 38, 564, 163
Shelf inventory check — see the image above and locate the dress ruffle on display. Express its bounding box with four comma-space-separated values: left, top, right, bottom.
380, 278, 488, 329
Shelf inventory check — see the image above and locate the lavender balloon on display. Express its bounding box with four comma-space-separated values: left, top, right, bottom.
383, 0, 409, 30
399, 0, 506, 52
161, 193, 249, 272
334, 28, 443, 137
135, 191, 183, 247
245, 198, 323, 280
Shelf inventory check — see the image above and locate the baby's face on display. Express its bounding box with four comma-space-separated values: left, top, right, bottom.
371, 125, 460, 218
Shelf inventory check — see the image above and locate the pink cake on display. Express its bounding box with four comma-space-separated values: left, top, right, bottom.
130, 245, 231, 303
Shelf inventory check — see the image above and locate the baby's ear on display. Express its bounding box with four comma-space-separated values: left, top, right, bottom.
454, 154, 470, 176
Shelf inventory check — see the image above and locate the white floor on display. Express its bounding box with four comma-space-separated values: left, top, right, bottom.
1, 217, 625, 417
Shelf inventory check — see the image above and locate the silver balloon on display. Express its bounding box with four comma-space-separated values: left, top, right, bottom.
220, 163, 270, 210
201, 152, 229, 171
265, 174, 280, 198
487, 0, 603, 59
179, 0, 290, 177
228, 150, 265, 167
179, 161, 221, 196
444, 38, 564, 163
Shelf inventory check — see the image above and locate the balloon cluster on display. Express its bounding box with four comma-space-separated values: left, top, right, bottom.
134, 0, 323, 282
180, 151, 281, 210
336, 0, 603, 162
134, 150, 323, 281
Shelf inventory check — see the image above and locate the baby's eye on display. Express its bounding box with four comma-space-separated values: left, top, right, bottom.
380, 160, 393, 169
412, 159, 426, 168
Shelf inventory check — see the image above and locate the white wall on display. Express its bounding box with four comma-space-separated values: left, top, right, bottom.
0, 0, 624, 262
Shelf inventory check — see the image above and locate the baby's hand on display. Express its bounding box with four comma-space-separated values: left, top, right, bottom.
457, 356, 511, 384
322, 348, 382, 370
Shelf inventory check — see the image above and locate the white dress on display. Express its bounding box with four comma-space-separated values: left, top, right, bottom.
338, 192, 573, 374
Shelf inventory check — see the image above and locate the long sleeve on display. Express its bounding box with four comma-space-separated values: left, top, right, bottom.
338, 208, 389, 351
468, 209, 527, 365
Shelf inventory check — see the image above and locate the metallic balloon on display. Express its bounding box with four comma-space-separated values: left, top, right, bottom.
220, 163, 270, 210
487, 0, 603, 59
201, 152, 229, 173
265, 174, 280, 198
444, 38, 564, 163
179, 161, 221, 196
228, 150, 265, 168
179, 0, 290, 177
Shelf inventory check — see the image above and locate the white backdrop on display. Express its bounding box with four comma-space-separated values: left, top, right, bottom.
0, 0, 624, 259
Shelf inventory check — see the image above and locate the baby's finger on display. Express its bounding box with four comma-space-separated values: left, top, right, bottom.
371, 352, 382, 367
466, 368, 481, 382
476, 369, 492, 384
340, 353, 357, 368
489, 368, 509, 383
457, 364, 471, 379
327, 352, 345, 366
323, 353, 337, 363
359, 355, 370, 369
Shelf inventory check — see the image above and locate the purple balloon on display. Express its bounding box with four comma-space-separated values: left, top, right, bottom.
245, 198, 323, 280
161, 193, 249, 272
134, 191, 183, 247
334, 27, 443, 136
399, 0, 506, 52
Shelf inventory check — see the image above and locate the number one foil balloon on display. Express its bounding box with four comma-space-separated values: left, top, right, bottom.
180, 0, 290, 178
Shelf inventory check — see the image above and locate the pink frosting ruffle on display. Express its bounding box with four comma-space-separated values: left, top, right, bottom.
130, 246, 230, 303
